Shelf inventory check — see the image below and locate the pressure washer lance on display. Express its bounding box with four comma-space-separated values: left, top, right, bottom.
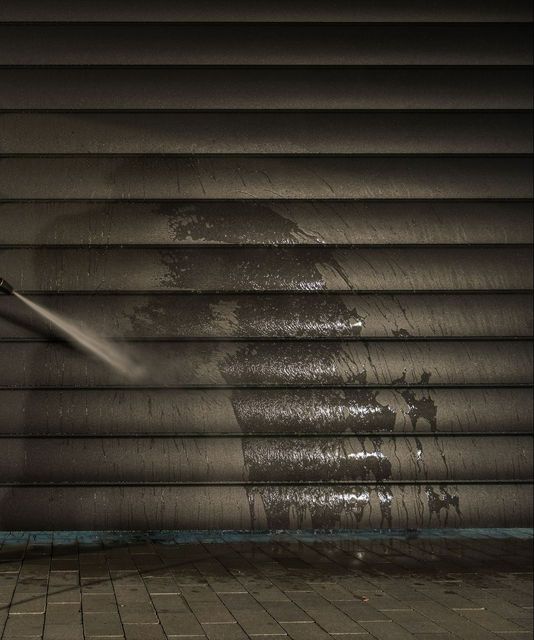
0, 278, 14, 295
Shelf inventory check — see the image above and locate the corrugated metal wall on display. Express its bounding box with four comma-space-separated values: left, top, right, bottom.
0, 1, 532, 530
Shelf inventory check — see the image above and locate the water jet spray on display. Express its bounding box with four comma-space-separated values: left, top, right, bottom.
0, 275, 143, 378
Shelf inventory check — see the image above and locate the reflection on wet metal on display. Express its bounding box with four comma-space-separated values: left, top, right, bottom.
1, 436, 529, 483
2, 201, 532, 245
1, 484, 530, 529
129, 294, 367, 338
242, 437, 393, 483
246, 485, 385, 530
164, 201, 319, 244
4, 388, 531, 436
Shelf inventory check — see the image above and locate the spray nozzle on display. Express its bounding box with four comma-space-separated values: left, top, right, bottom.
0, 278, 14, 295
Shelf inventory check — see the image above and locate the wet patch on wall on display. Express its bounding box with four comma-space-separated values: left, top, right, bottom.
127, 295, 366, 338
230, 389, 397, 434
161, 201, 320, 244
245, 485, 394, 530
425, 485, 462, 526
394, 371, 438, 431
157, 245, 362, 292
219, 342, 368, 385
158, 247, 331, 291
392, 328, 412, 338
241, 437, 393, 482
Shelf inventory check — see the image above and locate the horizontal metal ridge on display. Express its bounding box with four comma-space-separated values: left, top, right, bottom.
0, 1, 531, 22
0, 156, 532, 199
0, 435, 531, 483
0, 340, 530, 387
0, 293, 532, 340
1, 111, 532, 154
1, 485, 531, 530
1, 67, 531, 109
0, 386, 534, 437
1, 246, 531, 291
1, 197, 532, 245
1, 481, 532, 486
3, 337, 532, 343
0, 24, 530, 65
1, 198, 532, 245
0, 433, 532, 439
1, 385, 532, 390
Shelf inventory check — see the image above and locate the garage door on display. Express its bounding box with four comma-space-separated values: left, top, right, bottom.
0, 1, 532, 529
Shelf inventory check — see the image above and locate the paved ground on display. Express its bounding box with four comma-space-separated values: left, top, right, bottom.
0, 529, 532, 640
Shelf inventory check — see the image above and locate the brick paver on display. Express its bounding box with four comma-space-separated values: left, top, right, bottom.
0, 530, 532, 639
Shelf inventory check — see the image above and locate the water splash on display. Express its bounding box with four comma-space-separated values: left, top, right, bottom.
13, 292, 144, 379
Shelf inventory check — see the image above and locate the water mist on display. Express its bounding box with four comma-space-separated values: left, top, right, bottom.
1, 277, 143, 379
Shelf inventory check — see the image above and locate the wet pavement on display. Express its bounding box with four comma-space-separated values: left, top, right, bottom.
0, 529, 532, 640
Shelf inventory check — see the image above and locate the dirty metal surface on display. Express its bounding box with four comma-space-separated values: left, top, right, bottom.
1, 0, 531, 22
0, 387, 531, 436
1, 157, 532, 199
1, 24, 532, 66
0, 5, 532, 532
0, 485, 531, 530
3, 112, 533, 154
1, 247, 532, 292
1, 201, 532, 245
0, 435, 531, 483
1, 68, 532, 110
1, 293, 532, 339
0, 340, 531, 388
